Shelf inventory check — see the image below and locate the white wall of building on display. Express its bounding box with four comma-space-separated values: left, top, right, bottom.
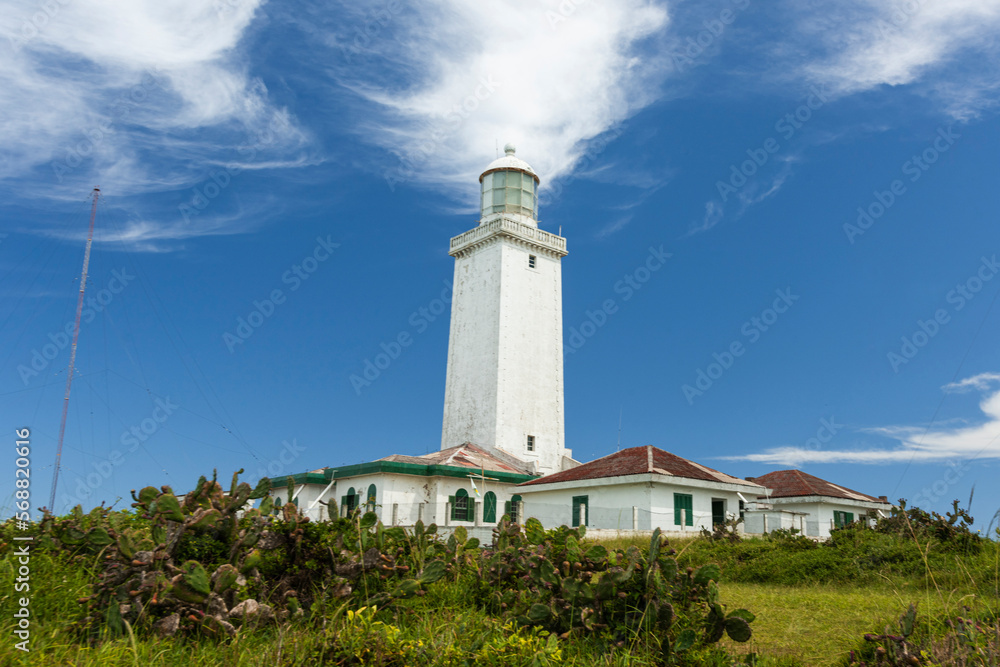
518, 481, 651, 531
810, 501, 878, 538
274, 474, 891, 542
761, 497, 886, 538
271, 480, 333, 522
743, 509, 807, 535
517, 474, 760, 535
649, 485, 746, 534
271, 473, 528, 527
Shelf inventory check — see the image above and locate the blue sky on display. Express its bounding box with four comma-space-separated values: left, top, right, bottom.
2, 0, 1000, 530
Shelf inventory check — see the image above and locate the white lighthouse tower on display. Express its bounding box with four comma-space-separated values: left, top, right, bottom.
441, 144, 572, 475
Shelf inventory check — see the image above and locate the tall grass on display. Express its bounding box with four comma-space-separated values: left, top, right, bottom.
3, 519, 996, 666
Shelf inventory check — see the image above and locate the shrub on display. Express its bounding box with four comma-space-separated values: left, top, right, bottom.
471, 518, 756, 661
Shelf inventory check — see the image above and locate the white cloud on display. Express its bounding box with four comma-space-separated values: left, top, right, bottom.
723, 373, 1000, 465
943, 372, 1000, 394
684, 162, 791, 237
40, 210, 265, 254
326, 0, 670, 198
794, 0, 1000, 115
595, 215, 634, 239
0, 0, 312, 247
685, 200, 724, 236
736, 162, 793, 209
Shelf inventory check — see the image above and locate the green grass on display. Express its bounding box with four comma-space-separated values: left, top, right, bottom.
0, 545, 802, 666
0, 565, 641, 666
3, 518, 997, 666
592, 529, 1000, 666
715, 582, 984, 666
596, 530, 1000, 590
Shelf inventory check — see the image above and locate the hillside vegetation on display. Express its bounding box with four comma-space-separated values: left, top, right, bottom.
1, 472, 997, 666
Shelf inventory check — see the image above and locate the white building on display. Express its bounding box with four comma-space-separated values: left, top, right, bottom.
744, 469, 892, 538
266, 144, 892, 543
515, 445, 766, 535
441, 144, 575, 476
270, 443, 536, 533
268, 146, 565, 533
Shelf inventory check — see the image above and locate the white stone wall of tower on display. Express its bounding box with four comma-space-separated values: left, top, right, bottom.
441, 230, 569, 475
495, 240, 566, 474
441, 240, 503, 449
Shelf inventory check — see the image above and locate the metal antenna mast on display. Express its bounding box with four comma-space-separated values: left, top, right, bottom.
49, 187, 100, 514
617, 407, 622, 451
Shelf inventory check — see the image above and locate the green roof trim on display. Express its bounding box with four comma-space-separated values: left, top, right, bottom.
270, 460, 537, 488
270, 472, 328, 488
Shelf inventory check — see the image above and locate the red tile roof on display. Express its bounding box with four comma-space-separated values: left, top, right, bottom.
749, 469, 886, 503
519, 445, 762, 488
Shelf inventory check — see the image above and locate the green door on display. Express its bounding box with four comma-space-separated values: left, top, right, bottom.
712, 499, 725, 527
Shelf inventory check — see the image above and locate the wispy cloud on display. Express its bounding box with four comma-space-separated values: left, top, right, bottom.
0, 0, 313, 246
789, 0, 1000, 116
37, 210, 264, 254
595, 215, 634, 239
722, 373, 1000, 465
6, 0, 1000, 252
321, 0, 670, 195
591, 162, 672, 239
737, 161, 793, 208
685, 161, 792, 237
943, 372, 1000, 394
685, 200, 725, 237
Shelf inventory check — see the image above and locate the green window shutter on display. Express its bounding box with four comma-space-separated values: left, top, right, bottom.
504, 501, 511, 519
449, 495, 456, 521
484, 492, 497, 523
469, 499, 477, 523
571, 496, 588, 527
846, 512, 854, 524
345, 487, 355, 512
674, 494, 693, 526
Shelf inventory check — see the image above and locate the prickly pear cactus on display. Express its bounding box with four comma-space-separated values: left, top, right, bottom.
34, 469, 452, 642
473, 522, 754, 659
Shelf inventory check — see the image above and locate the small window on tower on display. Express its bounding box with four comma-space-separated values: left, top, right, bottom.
526, 435, 535, 451
528, 255, 536, 269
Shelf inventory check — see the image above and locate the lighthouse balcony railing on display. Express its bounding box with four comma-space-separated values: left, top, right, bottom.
450, 216, 566, 254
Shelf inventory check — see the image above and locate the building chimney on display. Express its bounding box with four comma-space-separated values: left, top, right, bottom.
878, 495, 888, 502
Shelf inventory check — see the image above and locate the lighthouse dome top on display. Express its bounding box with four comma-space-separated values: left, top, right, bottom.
481, 144, 539, 180
479, 143, 540, 226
